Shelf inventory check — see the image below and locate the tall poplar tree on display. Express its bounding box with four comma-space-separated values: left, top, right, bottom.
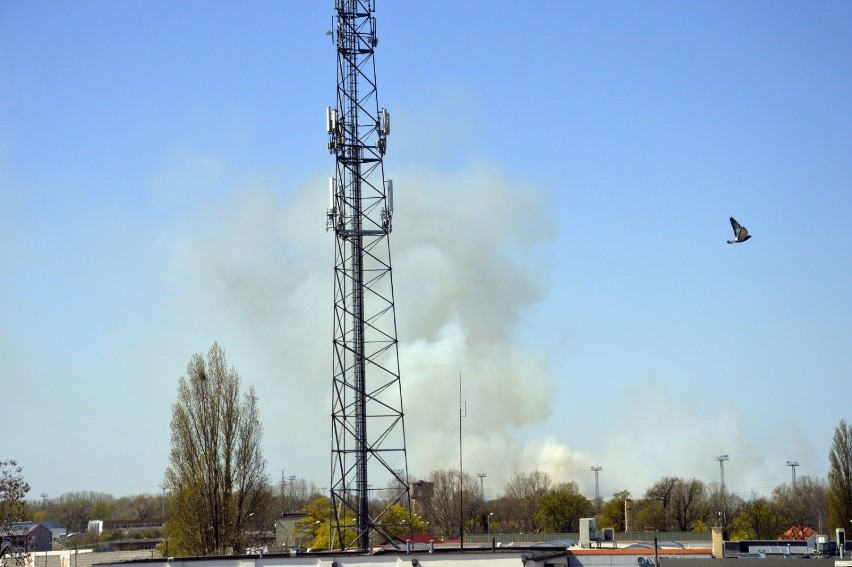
165, 342, 269, 555
828, 419, 852, 530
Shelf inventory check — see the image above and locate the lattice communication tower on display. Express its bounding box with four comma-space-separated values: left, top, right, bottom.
325, 0, 411, 552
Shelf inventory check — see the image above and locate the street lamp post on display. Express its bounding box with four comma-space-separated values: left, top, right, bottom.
487, 512, 493, 536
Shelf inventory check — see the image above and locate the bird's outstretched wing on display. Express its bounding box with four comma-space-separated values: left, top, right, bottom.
729, 217, 743, 236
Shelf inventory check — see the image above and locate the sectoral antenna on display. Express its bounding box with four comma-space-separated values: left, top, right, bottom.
381, 179, 393, 231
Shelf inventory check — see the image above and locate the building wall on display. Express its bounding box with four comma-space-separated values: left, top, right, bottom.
71, 551, 534, 567
30, 526, 54, 552
275, 515, 308, 548
0, 549, 156, 567
567, 549, 712, 567
665, 559, 824, 567
41, 548, 713, 567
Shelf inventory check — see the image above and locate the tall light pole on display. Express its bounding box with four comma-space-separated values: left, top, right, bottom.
716, 454, 729, 490
487, 512, 494, 536
477, 472, 487, 499
716, 454, 729, 530
787, 460, 800, 488
591, 466, 602, 511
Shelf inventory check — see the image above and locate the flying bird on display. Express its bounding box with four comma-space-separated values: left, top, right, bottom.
727, 217, 751, 244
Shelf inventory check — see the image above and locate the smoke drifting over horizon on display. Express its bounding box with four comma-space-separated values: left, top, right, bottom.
158, 157, 599, 495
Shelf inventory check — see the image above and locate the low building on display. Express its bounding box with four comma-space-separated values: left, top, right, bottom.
275, 514, 309, 549
1, 522, 53, 553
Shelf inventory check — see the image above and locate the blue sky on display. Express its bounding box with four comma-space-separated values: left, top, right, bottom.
2, 1, 850, 503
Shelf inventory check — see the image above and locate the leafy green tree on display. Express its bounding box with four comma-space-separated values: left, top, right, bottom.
296, 496, 357, 551
828, 419, 852, 530
598, 490, 630, 530
534, 483, 594, 532
633, 498, 666, 531
731, 497, 787, 539
165, 342, 271, 555
298, 496, 427, 550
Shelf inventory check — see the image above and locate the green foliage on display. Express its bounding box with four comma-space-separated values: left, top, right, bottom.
164, 343, 270, 555
503, 471, 553, 533
296, 496, 426, 550
730, 498, 787, 540
642, 476, 709, 531
634, 499, 666, 531
296, 496, 354, 550
692, 519, 710, 532
598, 490, 630, 530
534, 483, 594, 532
828, 419, 852, 530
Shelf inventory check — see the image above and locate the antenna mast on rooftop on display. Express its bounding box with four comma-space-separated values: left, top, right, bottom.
325, 0, 410, 552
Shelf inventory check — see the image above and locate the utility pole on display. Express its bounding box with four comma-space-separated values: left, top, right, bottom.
787, 460, 800, 488
327, 0, 410, 551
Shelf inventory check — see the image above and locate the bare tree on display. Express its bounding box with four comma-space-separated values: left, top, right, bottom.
705, 481, 744, 533
277, 476, 316, 514
646, 477, 678, 513
644, 476, 678, 530
503, 471, 553, 533
417, 469, 482, 538
0, 461, 30, 562
644, 476, 708, 531
51, 491, 114, 533
165, 342, 271, 555
671, 478, 709, 531
772, 475, 828, 536
829, 419, 852, 530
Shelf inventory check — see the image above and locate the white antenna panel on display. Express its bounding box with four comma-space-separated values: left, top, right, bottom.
328, 178, 336, 209
326, 107, 332, 133
381, 108, 390, 135
386, 179, 393, 211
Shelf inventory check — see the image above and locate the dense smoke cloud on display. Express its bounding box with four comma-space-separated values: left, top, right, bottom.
159, 158, 573, 492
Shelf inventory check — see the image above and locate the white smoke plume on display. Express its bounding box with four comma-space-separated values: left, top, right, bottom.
156, 153, 594, 494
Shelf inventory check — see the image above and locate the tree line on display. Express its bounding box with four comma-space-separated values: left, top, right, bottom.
5, 343, 852, 557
